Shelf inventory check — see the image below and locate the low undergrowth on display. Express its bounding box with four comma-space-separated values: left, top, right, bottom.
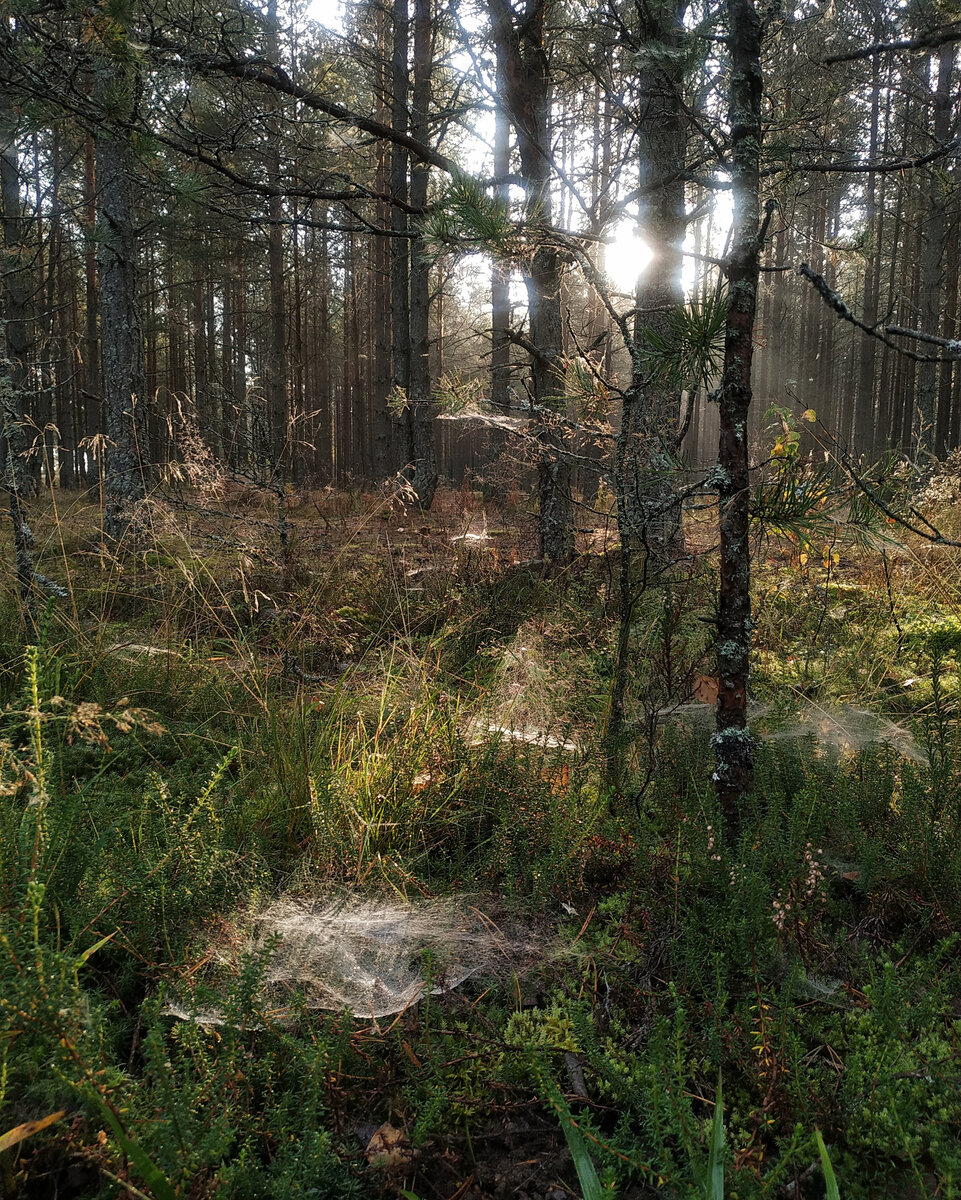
1, 484, 960, 1199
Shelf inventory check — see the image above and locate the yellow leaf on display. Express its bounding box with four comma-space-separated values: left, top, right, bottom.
799, 553, 809, 566
0, 1110, 67, 1154
77, 930, 116, 966
802, 409, 817, 422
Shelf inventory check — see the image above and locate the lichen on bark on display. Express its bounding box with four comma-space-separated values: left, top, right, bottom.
714, 0, 764, 836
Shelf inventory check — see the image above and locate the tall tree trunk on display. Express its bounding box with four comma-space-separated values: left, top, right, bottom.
400, 0, 437, 508
939, 212, 960, 452
617, 0, 687, 561
317, 220, 332, 479
372, 8, 393, 480
265, 0, 287, 475
95, 48, 147, 543
916, 41, 955, 464
714, 0, 765, 830
0, 98, 40, 619
390, 0, 411, 487
855, 31, 882, 456
82, 134, 100, 489
50, 132, 74, 489
491, 0, 572, 562
490, 52, 512, 411
606, 0, 688, 790
1, 95, 30, 416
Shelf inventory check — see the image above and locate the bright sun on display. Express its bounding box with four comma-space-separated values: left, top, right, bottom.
306, 0, 343, 29
604, 220, 654, 294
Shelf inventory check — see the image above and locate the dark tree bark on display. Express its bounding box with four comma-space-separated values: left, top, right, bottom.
606, 0, 689, 792
939, 212, 960, 452
371, 7, 393, 480
490, 0, 573, 562
95, 46, 148, 543
317, 219, 333, 479
714, 0, 765, 830
490, 52, 512, 411
265, 0, 288, 474
855, 28, 883, 455
1, 94, 31, 416
0, 102, 39, 620
82, 134, 100, 488
390, 0, 411, 482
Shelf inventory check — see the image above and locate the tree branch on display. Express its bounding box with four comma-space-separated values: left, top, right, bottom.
797, 263, 957, 363
884, 325, 961, 357
145, 34, 460, 175
822, 25, 961, 65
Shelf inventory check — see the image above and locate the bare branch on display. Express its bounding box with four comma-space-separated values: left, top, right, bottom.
144, 34, 460, 175
885, 325, 961, 357
775, 138, 961, 176
822, 25, 961, 65
797, 264, 957, 363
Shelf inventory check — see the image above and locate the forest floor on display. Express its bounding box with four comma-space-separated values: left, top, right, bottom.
2, 478, 961, 1200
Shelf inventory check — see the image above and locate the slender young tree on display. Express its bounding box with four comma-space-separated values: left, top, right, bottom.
713, 0, 767, 829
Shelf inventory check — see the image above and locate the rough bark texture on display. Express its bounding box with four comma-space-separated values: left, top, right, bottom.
1, 97, 30, 403
372, 11, 393, 481
855, 31, 882, 454
617, 0, 687, 562
714, 0, 764, 830
490, 58, 512, 412
605, 0, 688, 789
265, 0, 288, 472
490, 0, 573, 562
0, 360, 37, 616
390, 0, 411, 422
95, 47, 147, 543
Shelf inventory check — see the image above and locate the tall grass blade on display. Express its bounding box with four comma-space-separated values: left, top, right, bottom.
96, 1100, 178, 1200
76, 930, 116, 966
815, 1130, 841, 1200
0, 1110, 66, 1154
545, 1080, 604, 1200
705, 1081, 724, 1200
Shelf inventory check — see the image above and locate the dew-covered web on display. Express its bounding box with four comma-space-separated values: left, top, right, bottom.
459, 625, 583, 754
167, 893, 545, 1024
658, 700, 927, 764
437, 402, 531, 434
